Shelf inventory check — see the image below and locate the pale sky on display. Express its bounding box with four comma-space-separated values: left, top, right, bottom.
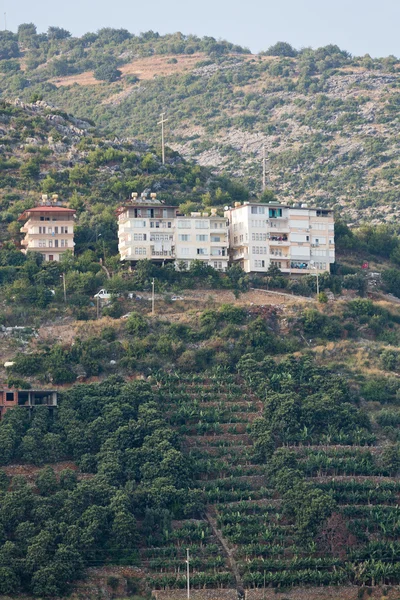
7, 0, 400, 57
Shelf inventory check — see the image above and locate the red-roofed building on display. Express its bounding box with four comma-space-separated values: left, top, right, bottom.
18, 195, 76, 261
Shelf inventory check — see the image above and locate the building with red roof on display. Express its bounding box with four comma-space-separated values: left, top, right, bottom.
18, 195, 76, 261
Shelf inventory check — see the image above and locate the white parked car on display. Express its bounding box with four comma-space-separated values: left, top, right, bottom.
94, 289, 112, 299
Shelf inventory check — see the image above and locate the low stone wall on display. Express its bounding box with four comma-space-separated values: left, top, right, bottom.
152, 589, 238, 600
245, 586, 399, 600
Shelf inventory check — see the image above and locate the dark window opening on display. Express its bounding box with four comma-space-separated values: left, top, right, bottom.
18, 392, 29, 406
6, 392, 14, 402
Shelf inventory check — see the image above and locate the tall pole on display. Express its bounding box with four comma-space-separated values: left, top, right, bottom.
157, 113, 168, 164
151, 278, 155, 315
186, 548, 190, 599
262, 144, 266, 191
62, 273, 66, 303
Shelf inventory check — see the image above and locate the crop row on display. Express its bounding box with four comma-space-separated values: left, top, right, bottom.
146, 572, 235, 589
140, 543, 220, 558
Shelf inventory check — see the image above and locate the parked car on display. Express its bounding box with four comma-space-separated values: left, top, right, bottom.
94, 289, 112, 299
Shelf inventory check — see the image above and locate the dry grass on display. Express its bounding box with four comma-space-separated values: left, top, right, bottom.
50, 52, 207, 88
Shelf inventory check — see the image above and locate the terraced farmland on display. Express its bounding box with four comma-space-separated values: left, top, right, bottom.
142, 362, 400, 596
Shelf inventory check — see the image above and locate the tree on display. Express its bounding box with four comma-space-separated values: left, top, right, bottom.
265, 41, 298, 57
260, 188, 277, 203
0, 32, 20, 60
47, 26, 71, 40
0, 567, 19, 594
94, 64, 122, 82
50, 58, 70, 77
17, 23, 37, 47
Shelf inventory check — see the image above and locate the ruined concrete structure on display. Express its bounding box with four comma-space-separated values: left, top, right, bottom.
0, 389, 58, 420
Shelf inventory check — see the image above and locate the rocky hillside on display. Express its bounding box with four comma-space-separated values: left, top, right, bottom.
0, 98, 247, 250
1, 28, 399, 224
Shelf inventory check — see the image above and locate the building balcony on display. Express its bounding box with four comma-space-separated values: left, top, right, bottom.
24, 243, 73, 250
151, 251, 175, 258
209, 239, 228, 245
22, 232, 74, 238
268, 239, 290, 246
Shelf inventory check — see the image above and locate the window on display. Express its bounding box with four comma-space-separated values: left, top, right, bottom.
135, 247, 146, 255
197, 248, 207, 255
254, 260, 265, 268
180, 248, 190, 256
269, 208, 282, 218
60, 240, 68, 248
195, 220, 209, 229
213, 261, 223, 270
211, 236, 221, 242
178, 220, 191, 229
48, 240, 53, 248
134, 233, 147, 241
151, 234, 170, 241
133, 220, 146, 228
39, 240, 46, 248
6, 392, 14, 402
55, 240, 58, 248
196, 234, 208, 242
178, 234, 190, 242
39, 226, 45, 234
54, 227, 58, 234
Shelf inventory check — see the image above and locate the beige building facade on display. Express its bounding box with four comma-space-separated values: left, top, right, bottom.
19, 196, 76, 262
225, 201, 334, 274
118, 195, 229, 271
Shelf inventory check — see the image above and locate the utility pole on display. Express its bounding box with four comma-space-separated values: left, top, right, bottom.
151, 278, 155, 316
186, 548, 190, 599
310, 262, 319, 298
262, 144, 267, 191
61, 273, 66, 303
157, 113, 168, 164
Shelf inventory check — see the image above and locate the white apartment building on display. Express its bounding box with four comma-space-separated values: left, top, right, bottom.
118, 194, 229, 271
18, 195, 76, 262
225, 201, 334, 274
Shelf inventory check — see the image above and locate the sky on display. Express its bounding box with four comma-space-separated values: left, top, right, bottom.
6, 0, 400, 57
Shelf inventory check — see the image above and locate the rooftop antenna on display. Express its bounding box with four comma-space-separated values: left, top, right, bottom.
157, 112, 168, 165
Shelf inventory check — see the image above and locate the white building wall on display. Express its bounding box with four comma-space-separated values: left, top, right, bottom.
225, 202, 334, 275
118, 206, 229, 271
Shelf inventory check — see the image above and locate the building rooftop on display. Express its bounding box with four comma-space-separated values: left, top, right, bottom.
228, 201, 333, 212
18, 206, 76, 221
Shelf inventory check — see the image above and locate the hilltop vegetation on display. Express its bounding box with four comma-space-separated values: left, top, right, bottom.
1, 26, 400, 223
